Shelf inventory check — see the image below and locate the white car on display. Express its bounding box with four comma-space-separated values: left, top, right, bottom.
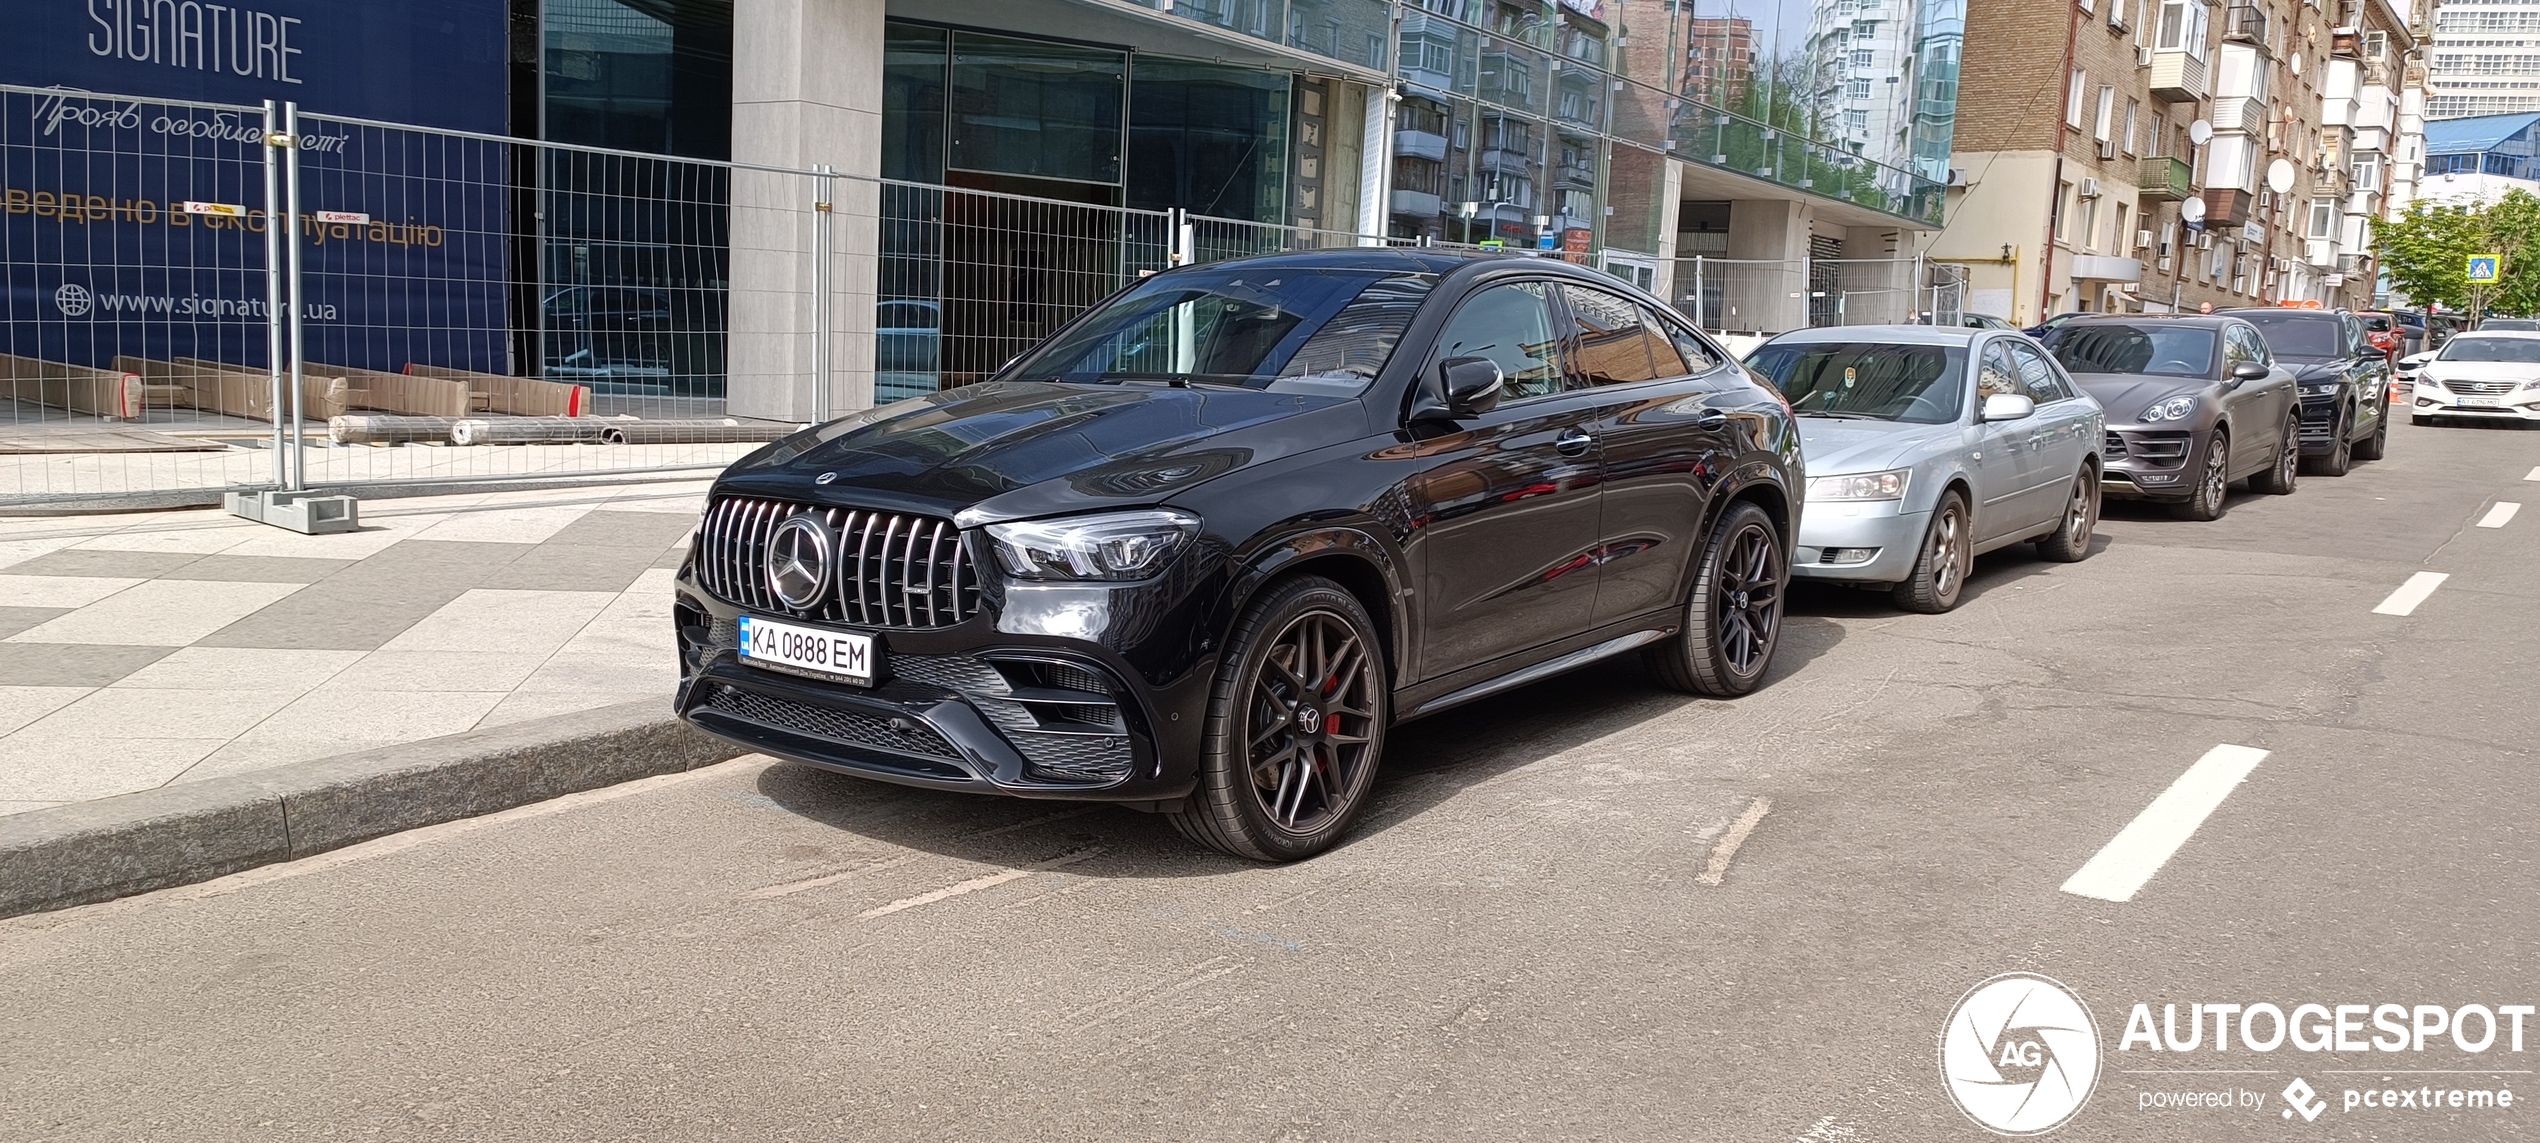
2410, 331, 2540, 425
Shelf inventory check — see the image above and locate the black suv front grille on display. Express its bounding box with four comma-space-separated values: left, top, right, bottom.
695, 496, 980, 629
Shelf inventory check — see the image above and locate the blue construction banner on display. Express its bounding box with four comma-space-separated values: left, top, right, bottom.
2, 0, 510, 381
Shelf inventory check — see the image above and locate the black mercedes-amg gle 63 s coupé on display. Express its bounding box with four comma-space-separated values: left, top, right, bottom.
675, 249, 1802, 860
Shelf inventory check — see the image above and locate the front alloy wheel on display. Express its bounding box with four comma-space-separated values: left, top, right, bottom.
2306, 409, 2354, 476
2170, 433, 2230, 521
1646, 501, 1786, 697
1893, 490, 1972, 612
1173, 575, 1386, 861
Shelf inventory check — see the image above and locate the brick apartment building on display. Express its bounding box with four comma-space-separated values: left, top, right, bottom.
1930, 0, 2430, 324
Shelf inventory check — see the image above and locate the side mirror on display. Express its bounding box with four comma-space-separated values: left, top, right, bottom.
2230, 361, 2271, 382
1979, 393, 2035, 422
1439, 356, 1506, 416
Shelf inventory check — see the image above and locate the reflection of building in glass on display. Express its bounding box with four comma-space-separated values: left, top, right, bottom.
1686, 18, 1759, 107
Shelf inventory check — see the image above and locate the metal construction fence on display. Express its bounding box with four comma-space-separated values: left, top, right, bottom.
5, 81, 1944, 512
1668, 255, 1968, 336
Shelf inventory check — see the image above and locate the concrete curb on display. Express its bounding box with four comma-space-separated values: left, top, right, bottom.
0, 700, 747, 919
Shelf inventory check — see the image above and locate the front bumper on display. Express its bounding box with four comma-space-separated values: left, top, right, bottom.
2296, 392, 2348, 454
1794, 501, 1929, 583
2098, 427, 2205, 501
671, 566, 1208, 804
2412, 385, 2540, 422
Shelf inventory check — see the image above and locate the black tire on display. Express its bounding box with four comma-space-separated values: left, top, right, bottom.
2353, 408, 2389, 461
1169, 575, 1386, 862
1891, 489, 1972, 613
2035, 466, 2100, 562
2305, 408, 2354, 476
1644, 500, 1786, 697
2169, 431, 2230, 521
2248, 414, 2300, 495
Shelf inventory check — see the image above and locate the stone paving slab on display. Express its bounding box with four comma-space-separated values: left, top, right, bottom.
0, 479, 713, 816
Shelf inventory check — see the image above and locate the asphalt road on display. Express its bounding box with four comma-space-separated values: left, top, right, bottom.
5, 419, 2536, 1142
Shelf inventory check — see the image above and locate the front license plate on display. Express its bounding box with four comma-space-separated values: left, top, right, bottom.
2459, 396, 2504, 407
737, 615, 877, 686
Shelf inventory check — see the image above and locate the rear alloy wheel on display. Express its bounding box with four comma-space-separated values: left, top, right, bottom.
1171, 576, 1386, 861
2035, 468, 2100, 562
1892, 490, 1972, 613
2248, 415, 2300, 495
2306, 409, 2354, 476
2353, 408, 2389, 461
1645, 501, 1786, 697
2169, 432, 2230, 521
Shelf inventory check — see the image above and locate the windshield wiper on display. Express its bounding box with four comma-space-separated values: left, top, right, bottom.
1794, 409, 1879, 420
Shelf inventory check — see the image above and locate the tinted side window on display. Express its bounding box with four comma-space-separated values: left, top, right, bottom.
1559, 285, 1661, 386
2224, 325, 2267, 368
1642, 304, 1719, 376
1436, 282, 1571, 400
1977, 341, 2028, 401
2007, 342, 2070, 401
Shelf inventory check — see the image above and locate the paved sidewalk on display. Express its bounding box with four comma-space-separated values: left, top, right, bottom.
0, 480, 709, 815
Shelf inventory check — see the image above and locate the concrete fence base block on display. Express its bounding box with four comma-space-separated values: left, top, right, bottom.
0, 700, 747, 920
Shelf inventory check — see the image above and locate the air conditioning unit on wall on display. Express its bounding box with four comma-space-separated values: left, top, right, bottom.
2079, 177, 2104, 199
2137, 229, 2156, 249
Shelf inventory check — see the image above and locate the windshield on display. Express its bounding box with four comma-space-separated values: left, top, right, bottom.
1003, 269, 1434, 391
2050, 324, 2217, 377
2359, 314, 2393, 333
2231, 312, 2345, 359
1743, 342, 1967, 424
2439, 336, 2540, 363
2480, 319, 2540, 331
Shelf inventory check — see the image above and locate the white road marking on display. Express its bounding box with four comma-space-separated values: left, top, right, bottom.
1696, 796, 1773, 887
2527, 466, 2540, 482
857, 846, 1104, 920
2372, 571, 2450, 616
2479, 502, 2521, 528
2062, 745, 2269, 903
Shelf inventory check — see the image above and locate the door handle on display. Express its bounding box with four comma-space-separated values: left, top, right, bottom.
1554, 429, 1594, 455
1695, 411, 1731, 430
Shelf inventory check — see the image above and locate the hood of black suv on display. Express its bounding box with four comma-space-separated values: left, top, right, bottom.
720, 381, 1371, 522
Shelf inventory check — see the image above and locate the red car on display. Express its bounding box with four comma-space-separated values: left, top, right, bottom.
2357, 311, 2402, 362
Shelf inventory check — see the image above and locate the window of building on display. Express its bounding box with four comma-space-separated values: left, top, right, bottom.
543, 0, 734, 160
2123, 99, 2141, 155
2307, 198, 2337, 239
2157, 0, 2210, 58
949, 33, 1127, 185
2095, 85, 2117, 142
2068, 68, 2088, 128
2055, 180, 2077, 241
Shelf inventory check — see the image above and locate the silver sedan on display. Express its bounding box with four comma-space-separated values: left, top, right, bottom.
1744, 326, 2108, 613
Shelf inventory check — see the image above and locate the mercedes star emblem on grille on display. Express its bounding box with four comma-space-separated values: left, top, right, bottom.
766, 514, 834, 610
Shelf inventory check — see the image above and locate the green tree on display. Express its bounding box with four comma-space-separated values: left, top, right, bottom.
2373, 190, 2540, 319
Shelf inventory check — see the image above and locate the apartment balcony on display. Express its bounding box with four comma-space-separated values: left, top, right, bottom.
1554, 162, 1597, 188
2149, 51, 2209, 104
1478, 148, 1535, 175
2139, 155, 2196, 201
2224, 4, 2268, 49
2306, 239, 2339, 268
2202, 187, 2254, 228
1390, 189, 1444, 219
1395, 129, 1448, 163
2352, 125, 2390, 153
2212, 95, 2269, 134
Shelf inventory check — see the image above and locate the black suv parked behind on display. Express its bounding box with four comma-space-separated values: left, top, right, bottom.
673, 251, 1804, 860
2221, 308, 2391, 474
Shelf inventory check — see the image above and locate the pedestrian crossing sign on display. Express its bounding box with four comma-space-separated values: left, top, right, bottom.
2469, 254, 2502, 284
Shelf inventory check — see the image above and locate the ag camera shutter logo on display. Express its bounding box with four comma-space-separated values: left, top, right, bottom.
1940, 973, 2103, 1135
53, 284, 92, 318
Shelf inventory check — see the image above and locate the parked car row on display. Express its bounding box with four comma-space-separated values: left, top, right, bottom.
668, 250, 2413, 865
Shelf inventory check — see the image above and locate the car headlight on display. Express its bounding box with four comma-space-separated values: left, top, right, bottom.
986, 509, 1200, 581
2140, 396, 2199, 423
1807, 469, 1910, 502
